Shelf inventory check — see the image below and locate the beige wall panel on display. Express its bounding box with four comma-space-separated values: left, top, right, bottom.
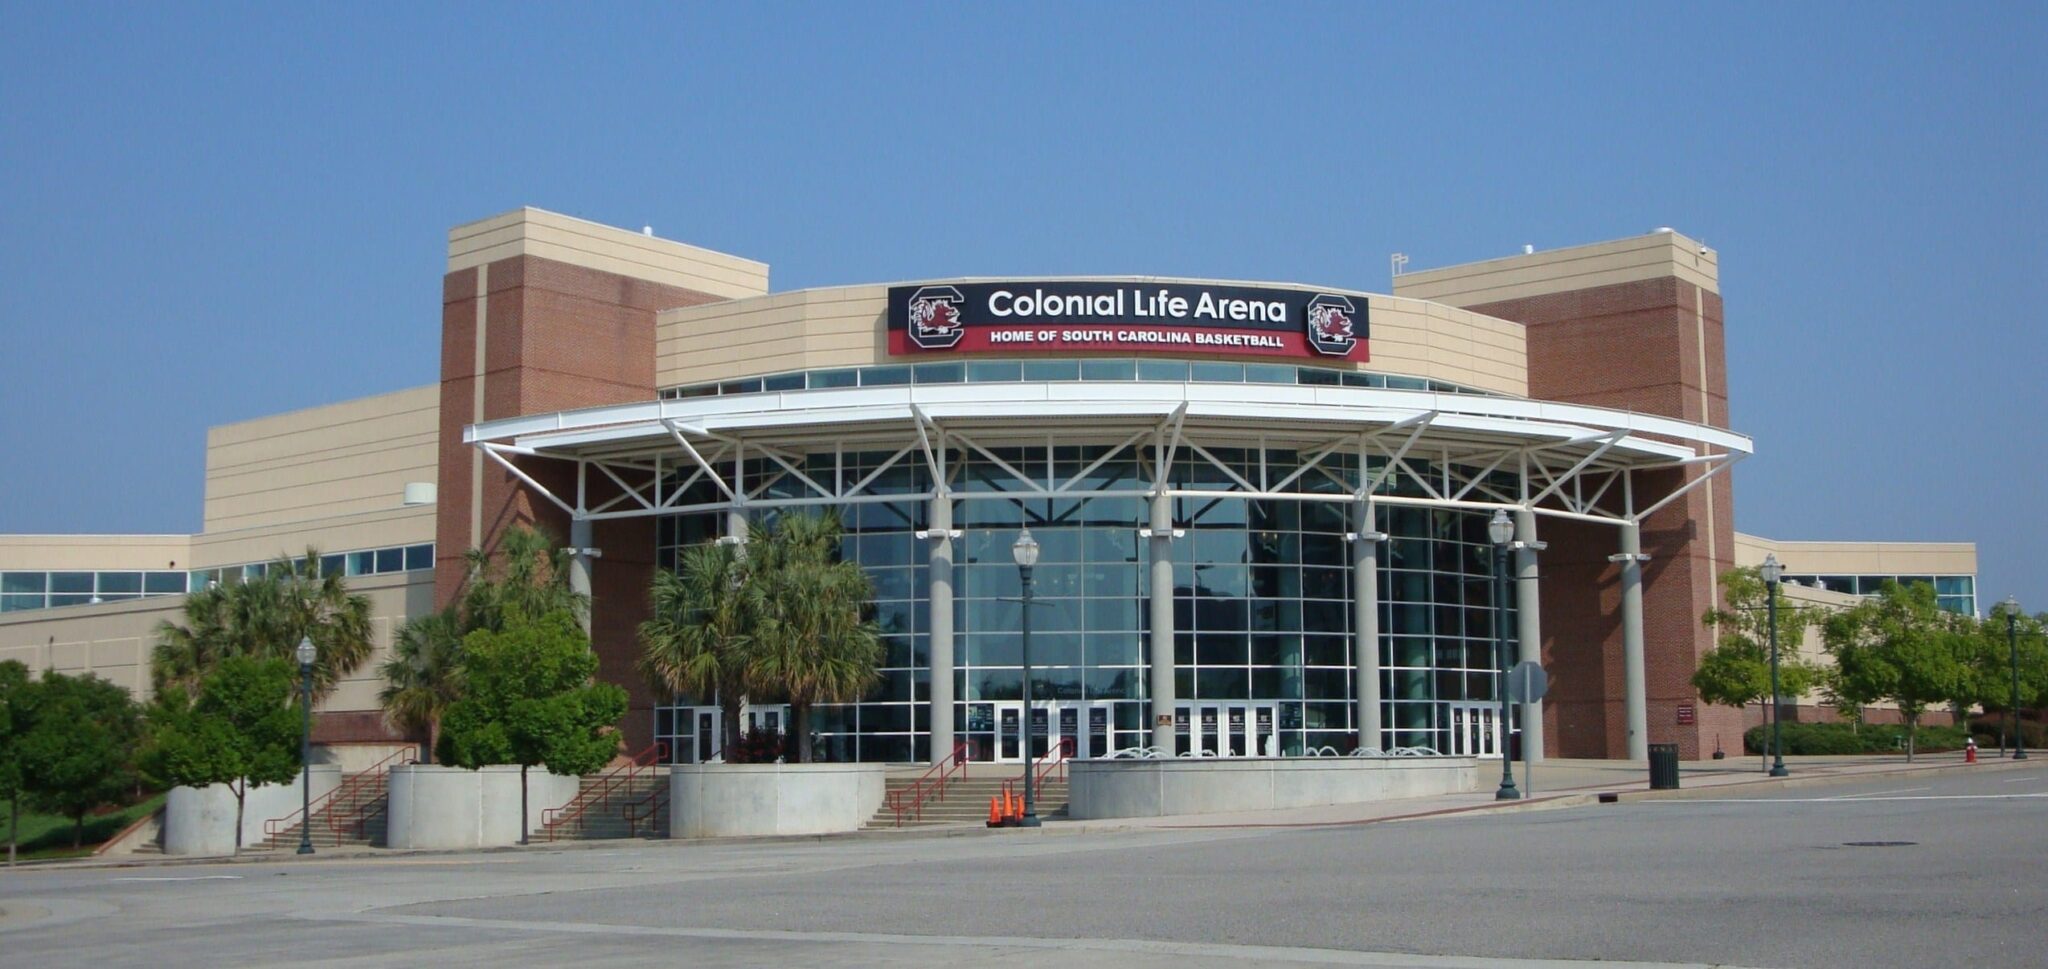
0, 535, 192, 571
657, 286, 1530, 397
1733, 533, 1976, 575
448, 208, 768, 299
203, 387, 440, 534
191, 507, 436, 569
0, 571, 431, 712
1394, 232, 1719, 306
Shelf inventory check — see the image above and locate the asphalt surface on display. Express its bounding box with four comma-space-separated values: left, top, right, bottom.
2, 764, 2043, 968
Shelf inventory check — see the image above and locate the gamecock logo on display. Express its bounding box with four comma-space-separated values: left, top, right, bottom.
906, 285, 967, 349
1305, 294, 1360, 356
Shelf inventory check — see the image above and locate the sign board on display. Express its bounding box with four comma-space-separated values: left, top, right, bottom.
887, 281, 1370, 360
1676, 704, 1696, 725
1507, 661, 1549, 703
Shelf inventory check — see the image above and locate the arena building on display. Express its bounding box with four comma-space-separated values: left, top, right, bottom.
0, 208, 1978, 765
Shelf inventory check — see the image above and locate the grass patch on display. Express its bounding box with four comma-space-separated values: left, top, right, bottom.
1, 793, 165, 861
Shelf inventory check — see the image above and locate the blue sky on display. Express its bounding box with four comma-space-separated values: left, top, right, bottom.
2, 3, 2043, 605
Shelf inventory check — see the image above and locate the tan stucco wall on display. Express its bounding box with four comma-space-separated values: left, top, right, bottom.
655, 283, 1529, 397
1734, 532, 1977, 576
0, 535, 191, 572
447, 207, 769, 301
0, 570, 434, 713
199, 385, 440, 551
1392, 230, 1719, 306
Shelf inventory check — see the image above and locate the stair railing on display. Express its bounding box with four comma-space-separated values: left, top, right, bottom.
262, 747, 415, 842
541, 742, 668, 841
885, 740, 972, 827
623, 781, 669, 838
1000, 737, 1075, 815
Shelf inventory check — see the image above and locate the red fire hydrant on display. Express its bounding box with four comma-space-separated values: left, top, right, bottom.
1965, 738, 1978, 764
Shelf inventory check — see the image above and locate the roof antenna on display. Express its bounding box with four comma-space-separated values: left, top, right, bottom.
1390, 253, 1409, 278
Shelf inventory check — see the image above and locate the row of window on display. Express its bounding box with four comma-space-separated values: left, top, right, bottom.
0, 542, 435, 614
658, 358, 1496, 400
1779, 573, 1976, 615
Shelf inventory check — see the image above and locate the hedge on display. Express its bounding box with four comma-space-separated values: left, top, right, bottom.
1742, 721, 1971, 756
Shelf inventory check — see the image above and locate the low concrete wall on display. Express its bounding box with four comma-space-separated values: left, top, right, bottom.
163, 765, 343, 855
1068, 756, 1480, 819
385, 764, 581, 849
670, 763, 886, 838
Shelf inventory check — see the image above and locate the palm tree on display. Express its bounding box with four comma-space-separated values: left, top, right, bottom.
460, 524, 587, 632
152, 548, 374, 701
748, 514, 882, 763
638, 542, 759, 756
376, 609, 466, 763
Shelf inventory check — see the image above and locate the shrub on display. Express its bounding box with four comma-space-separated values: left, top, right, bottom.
1967, 714, 2047, 751
1742, 721, 1970, 756
727, 727, 785, 764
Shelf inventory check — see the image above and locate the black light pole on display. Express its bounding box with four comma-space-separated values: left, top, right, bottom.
295, 636, 317, 855
2005, 596, 2027, 760
1487, 510, 1520, 800
1761, 555, 1788, 778
1012, 527, 1043, 827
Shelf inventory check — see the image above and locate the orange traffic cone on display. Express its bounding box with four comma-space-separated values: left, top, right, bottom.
987, 796, 1003, 827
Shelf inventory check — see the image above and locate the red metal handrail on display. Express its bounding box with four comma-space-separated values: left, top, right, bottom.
324, 748, 418, 840
1001, 737, 1075, 815
262, 747, 415, 840
623, 781, 668, 837
541, 742, 668, 841
885, 741, 972, 827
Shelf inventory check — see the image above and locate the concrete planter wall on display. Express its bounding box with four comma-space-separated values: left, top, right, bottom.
163, 765, 343, 856
669, 763, 886, 838
1068, 756, 1480, 819
385, 764, 582, 850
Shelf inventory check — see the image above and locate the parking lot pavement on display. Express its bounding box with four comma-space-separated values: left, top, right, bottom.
3, 764, 2042, 968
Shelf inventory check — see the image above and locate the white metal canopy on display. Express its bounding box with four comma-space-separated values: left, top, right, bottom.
465, 382, 1752, 527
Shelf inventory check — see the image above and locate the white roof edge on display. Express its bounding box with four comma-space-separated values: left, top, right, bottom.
467, 385, 1750, 464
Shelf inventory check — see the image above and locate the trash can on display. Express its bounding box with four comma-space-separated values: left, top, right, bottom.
1648, 743, 1681, 790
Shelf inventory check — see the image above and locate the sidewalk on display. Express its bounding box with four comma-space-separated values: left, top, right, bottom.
1034, 750, 2039, 833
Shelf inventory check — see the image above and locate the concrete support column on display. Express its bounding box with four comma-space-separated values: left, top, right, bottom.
725, 508, 749, 547
567, 517, 596, 636
1514, 509, 1544, 764
926, 497, 956, 765
1148, 493, 1177, 753
1615, 522, 1649, 760
1351, 500, 1385, 751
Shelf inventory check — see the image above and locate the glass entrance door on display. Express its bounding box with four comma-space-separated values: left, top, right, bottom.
1176, 702, 1279, 757
1448, 702, 1502, 758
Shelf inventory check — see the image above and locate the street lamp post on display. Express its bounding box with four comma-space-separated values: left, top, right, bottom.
295, 636, 317, 855
1760, 555, 1788, 778
1487, 510, 1520, 800
1012, 527, 1043, 827
2005, 596, 2027, 761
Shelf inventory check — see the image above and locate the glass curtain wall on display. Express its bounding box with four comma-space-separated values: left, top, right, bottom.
651, 442, 1518, 761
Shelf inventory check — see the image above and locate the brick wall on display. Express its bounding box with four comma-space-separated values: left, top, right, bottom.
435, 254, 726, 753
1469, 277, 1736, 759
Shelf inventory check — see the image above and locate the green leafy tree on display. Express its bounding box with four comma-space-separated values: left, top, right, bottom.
639, 541, 759, 756
143, 656, 304, 851
437, 611, 626, 843
748, 514, 882, 763
152, 548, 374, 701
1974, 603, 2048, 747
18, 672, 144, 848
0, 660, 30, 863
379, 524, 587, 762
1822, 581, 1964, 760
1695, 567, 1822, 767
